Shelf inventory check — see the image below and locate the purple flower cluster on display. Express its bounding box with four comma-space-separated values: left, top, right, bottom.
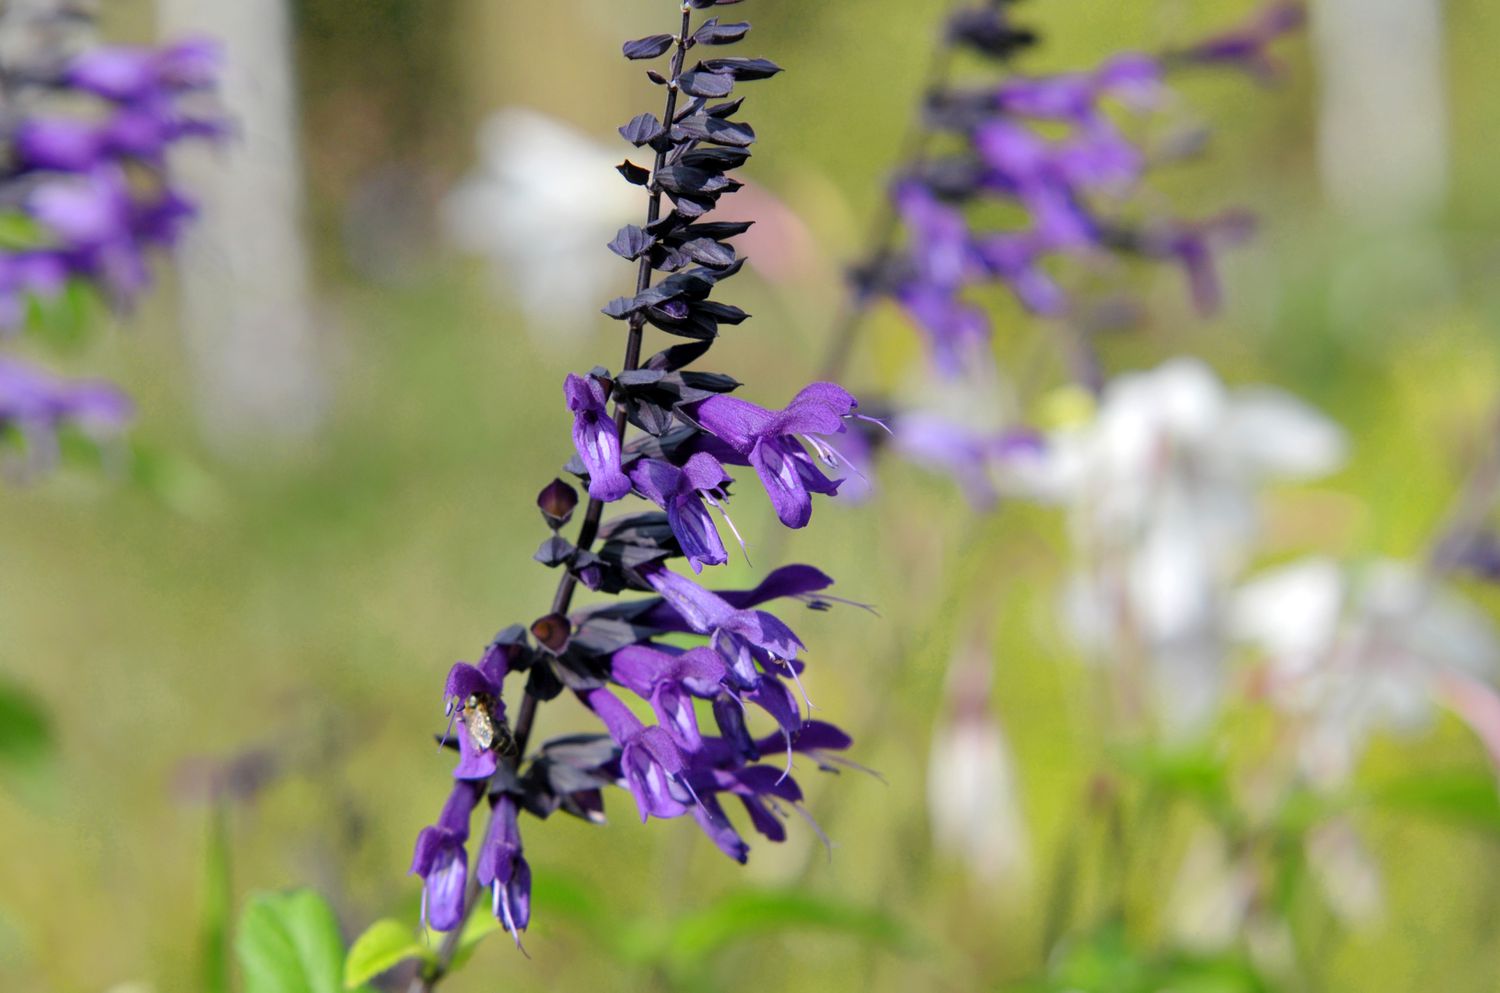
2, 29, 223, 326
857, 1, 1302, 374
410, 2, 866, 959
0, 356, 132, 458
0, 6, 223, 465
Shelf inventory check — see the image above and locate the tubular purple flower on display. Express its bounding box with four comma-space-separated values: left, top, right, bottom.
638, 561, 804, 689
14, 118, 104, 172
691, 793, 751, 863
475, 793, 531, 943
565, 373, 631, 501
65, 38, 222, 102
0, 358, 134, 460
628, 453, 734, 571
586, 686, 690, 821
410, 780, 483, 932
1176, 2, 1305, 81
713, 692, 760, 762
442, 660, 507, 780
1135, 211, 1257, 315
0, 21, 224, 342
688, 383, 860, 528
612, 643, 727, 751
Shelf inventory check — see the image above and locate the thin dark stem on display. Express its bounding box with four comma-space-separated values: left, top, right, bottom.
407, 9, 694, 992
814, 7, 960, 383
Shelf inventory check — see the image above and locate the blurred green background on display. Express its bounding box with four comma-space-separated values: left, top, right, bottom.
3, 1, 1500, 991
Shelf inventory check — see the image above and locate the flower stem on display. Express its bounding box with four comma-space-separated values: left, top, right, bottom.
814, 3, 961, 382
407, 9, 694, 991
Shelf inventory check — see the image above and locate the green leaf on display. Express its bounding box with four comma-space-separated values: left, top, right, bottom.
344, 918, 433, 989
0, 678, 53, 767
1113, 744, 1233, 816
200, 804, 234, 993
25, 279, 99, 349
127, 443, 227, 519
1368, 770, 1500, 832
235, 890, 346, 993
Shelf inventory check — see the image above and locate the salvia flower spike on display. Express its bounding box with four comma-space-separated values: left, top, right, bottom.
408, 3, 866, 984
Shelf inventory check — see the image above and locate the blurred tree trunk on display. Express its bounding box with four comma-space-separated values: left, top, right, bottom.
1311, 0, 1449, 223
156, 0, 326, 456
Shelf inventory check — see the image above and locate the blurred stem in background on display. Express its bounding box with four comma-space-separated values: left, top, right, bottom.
814, 0, 970, 383
199, 799, 233, 993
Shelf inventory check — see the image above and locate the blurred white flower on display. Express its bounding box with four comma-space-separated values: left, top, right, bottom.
443, 107, 819, 342
1305, 816, 1384, 925
1045, 358, 1346, 732
1167, 828, 1257, 950
443, 108, 639, 340
927, 638, 1030, 885
1233, 556, 1500, 787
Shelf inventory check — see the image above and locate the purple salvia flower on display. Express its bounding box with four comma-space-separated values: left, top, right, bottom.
0, 357, 133, 471
1133, 210, 1257, 316
586, 686, 690, 822
995, 54, 1165, 122
565, 372, 631, 502
442, 657, 508, 780
628, 453, 734, 572
14, 118, 104, 172
688, 383, 860, 529
65, 39, 222, 102
622, 562, 839, 632
1175, 2, 1306, 81
691, 792, 751, 864
712, 692, 761, 763
475, 793, 531, 944
638, 561, 804, 689
410, 780, 483, 932
893, 181, 992, 371
973, 121, 1104, 245
611, 643, 727, 751
972, 232, 1066, 316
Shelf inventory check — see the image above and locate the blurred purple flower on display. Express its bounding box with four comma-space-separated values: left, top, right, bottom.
1176, 2, 1306, 81
0, 30, 223, 331
862, 4, 1304, 377
0, 356, 133, 471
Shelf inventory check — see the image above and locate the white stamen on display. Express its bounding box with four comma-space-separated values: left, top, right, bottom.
706, 492, 752, 564
792, 802, 835, 861
776, 729, 794, 786
777, 656, 817, 714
